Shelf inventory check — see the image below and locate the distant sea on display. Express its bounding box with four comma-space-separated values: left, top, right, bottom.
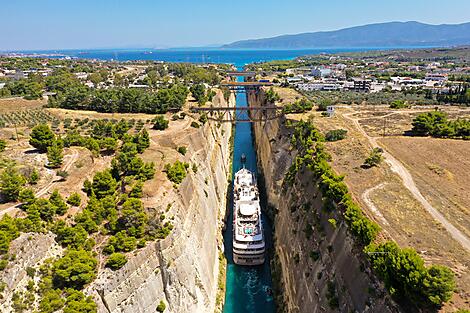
8, 47, 400, 67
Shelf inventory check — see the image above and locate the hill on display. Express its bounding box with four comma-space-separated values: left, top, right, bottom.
223, 21, 470, 49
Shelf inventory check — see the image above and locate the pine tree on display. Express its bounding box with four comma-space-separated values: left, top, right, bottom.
47, 141, 63, 168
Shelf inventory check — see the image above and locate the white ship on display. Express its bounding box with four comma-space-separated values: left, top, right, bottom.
233, 156, 265, 265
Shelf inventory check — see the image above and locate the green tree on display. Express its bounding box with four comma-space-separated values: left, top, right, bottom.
29, 168, 40, 184
47, 141, 64, 168
98, 137, 118, 154
105, 253, 127, 270
363, 148, 383, 168
265, 87, 280, 103
153, 115, 169, 130
411, 111, 448, 136
90, 170, 117, 199
52, 249, 97, 290
30, 124, 55, 152
325, 129, 347, 142
63, 289, 97, 313
19, 188, 36, 208
366, 241, 455, 308
118, 198, 147, 237
165, 161, 189, 184
136, 129, 150, 153
67, 193, 81, 207
1, 167, 26, 202
38, 289, 65, 313
190, 84, 206, 104
49, 190, 68, 215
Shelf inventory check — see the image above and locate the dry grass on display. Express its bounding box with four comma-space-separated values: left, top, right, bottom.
0, 97, 46, 113
273, 87, 470, 311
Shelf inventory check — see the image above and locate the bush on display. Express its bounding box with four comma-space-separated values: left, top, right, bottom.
363, 148, 383, 168
0, 140, 6, 152
325, 129, 347, 142
67, 193, 81, 207
52, 249, 97, 290
105, 231, 137, 253
177, 146, 187, 155
165, 161, 189, 184
282, 98, 313, 114
390, 99, 409, 109
156, 300, 166, 312
153, 115, 169, 130
265, 87, 280, 103
190, 121, 200, 128
105, 253, 127, 270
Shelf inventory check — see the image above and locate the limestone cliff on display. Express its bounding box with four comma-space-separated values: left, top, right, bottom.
89, 91, 234, 313
249, 91, 400, 313
0, 91, 234, 313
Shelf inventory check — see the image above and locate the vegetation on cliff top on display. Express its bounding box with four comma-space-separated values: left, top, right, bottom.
285, 119, 455, 308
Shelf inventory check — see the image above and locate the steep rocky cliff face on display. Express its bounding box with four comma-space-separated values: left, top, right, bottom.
88, 92, 234, 313
0, 92, 234, 313
249, 91, 399, 313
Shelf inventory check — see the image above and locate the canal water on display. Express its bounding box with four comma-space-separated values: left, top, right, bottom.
222, 73, 275, 313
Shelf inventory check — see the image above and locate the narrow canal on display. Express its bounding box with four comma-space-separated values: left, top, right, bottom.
223, 73, 275, 313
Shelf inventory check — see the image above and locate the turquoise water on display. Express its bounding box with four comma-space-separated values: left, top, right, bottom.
222, 73, 275, 313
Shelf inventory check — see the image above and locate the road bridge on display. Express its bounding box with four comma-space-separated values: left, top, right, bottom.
190, 105, 283, 122
226, 71, 256, 77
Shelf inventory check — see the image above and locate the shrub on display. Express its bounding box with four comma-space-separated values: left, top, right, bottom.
363, 148, 383, 168
56, 170, 69, 181
67, 193, 81, 207
389, 99, 409, 109
190, 121, 200, 128
265, 87, 280, 103
52, 249, 97, 290
165, 161, 189, 184
282, 98, 313, 114
0, 140, 6, 152
105, 253, 127, 270
29, 169, 40, 184
156, 300, 166, 312
325, 129, 347, 142
177, 146, 187, 155
153, 115, 169, 130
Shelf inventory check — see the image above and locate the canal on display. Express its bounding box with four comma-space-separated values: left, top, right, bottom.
222, 73, 275, 313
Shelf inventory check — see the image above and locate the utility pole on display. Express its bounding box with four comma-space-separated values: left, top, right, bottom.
382, 117, 386, 137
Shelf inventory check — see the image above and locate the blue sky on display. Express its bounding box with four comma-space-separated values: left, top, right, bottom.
2, 0, 470, 50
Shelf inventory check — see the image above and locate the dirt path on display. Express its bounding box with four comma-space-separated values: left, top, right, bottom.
0, 148, 80, 217
362, 183, 389, 226
343, 111, 470, 251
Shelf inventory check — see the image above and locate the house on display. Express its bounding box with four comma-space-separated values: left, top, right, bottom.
351, 78, 371, 92
425, 73, 447, 82
311, 67, 332, 78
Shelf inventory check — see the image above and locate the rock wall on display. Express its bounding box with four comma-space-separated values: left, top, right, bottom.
89, 92, 234, 313
249, 91, 400, 313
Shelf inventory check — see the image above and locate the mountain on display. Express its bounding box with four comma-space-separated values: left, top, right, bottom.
223, 21, 470, 49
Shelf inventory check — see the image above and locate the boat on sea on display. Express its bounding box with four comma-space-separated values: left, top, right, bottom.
232, 155, 265, 265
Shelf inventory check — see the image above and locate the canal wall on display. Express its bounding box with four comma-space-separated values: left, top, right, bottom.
89, 90, 235, 313
249, 90, 400, 313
